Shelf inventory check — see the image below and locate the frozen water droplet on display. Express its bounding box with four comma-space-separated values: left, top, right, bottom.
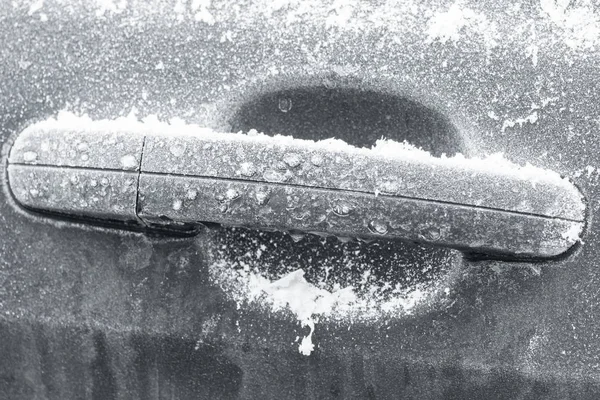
225, 188, 240, 201
219, 203, 229, 213
283, 153, 302, 168
29, 188, 39, 197
186, 189, 198, 200
278, 97, 292, 113
332, 201, 353, 217
239, 162, 256, 177
354, 170, 367, 180
120, 154, 138, 170
390, 220, 410, 231
77, 143, 88, 152
100, 178, 110, 186
90, 179, 98, 187
423, 226, 441, 241
169, 144, 185, 157
377, 180, 401, 195
172, 199, 183, 211
70, 175, 79, 184
291, 210, 311, 221
289, 232, 305, 242
203, 143, 212, 150
368, 219, 388, 235
310, 154, 324, 166
286, 195, 301, 209
255, 190, 270, 205
263, 169, 287, 183
81, 154, 89, 161
315, 214, 327, 224
23, 151, 38, 162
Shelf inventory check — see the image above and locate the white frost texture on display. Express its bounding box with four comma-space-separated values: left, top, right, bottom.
23, 110, 584, 355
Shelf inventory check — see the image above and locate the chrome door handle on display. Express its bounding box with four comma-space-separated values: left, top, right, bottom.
7, 115, 585, 259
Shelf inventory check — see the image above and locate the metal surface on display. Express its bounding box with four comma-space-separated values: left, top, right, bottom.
138, 173, 581, 257
2, 1, 600, 399
7, 126, 585, 257
8, 165, 139, 221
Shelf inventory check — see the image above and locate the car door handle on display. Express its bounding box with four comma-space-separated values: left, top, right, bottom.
7, 114, 585, 259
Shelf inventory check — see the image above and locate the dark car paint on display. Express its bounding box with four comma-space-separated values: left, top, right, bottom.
2, 1, 600, 398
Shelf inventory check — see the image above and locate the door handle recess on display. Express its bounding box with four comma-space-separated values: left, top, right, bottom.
7, 115, 585, 259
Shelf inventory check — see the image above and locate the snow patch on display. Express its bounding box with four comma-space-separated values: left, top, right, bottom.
540, 0, 600, 50
94, 0, 128, 17
258, 269, 355, 355
525, 23, 539, 67
426, 2, 498, 50
40, 110, 577, 200
210, 260, 439, 356
32, 110, 584, 355
501, 111, 539, 132
191, 0, 215, 25
27, 0, 43, 15
561, 223, 582, 243
325, 0, 355, 29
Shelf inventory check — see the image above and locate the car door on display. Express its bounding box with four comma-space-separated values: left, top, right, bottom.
2, 1, 600, 399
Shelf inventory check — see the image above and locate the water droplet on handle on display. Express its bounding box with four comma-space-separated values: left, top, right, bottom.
283, 153, 302, 168
291, 210, 311, 221
332, 201, 354, 217
225, 188, 240, 201
368, 219, 388, 235
120, 154, 138, 170
186, 189, 198, 200
278, 97, 292, 113
289, 232, 306, 242
422, 226, 441, 241
169, 144, 185, 157
172, 199, 183, 211
23, 151, 38, 162
239, 162, 256, 177
310, 154, 324, 167
255, 190, 270, 205
377, 180, 402, 195
263, 169, 288, 183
